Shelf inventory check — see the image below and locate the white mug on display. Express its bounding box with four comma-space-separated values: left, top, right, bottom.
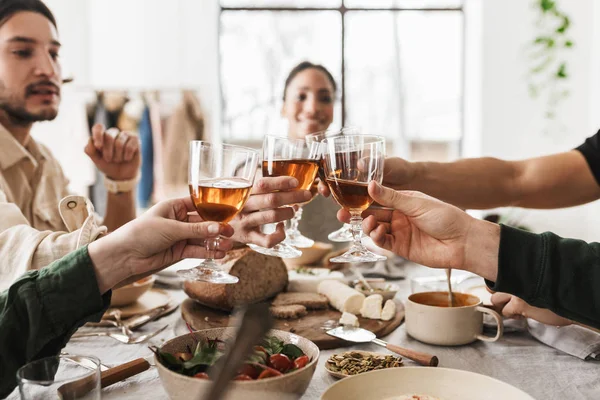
405, 291, 504, 346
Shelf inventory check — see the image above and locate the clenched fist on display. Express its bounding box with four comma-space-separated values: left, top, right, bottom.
84, 123, 141, 180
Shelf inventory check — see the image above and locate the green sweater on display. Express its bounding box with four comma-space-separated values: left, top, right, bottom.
488, 225, 600, 330
0, 246, 111, 398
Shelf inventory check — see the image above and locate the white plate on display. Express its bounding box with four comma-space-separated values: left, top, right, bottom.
156, 259, 205, 276
321, 367, 535, 400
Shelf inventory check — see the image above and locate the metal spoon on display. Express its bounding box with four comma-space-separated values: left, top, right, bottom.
446, 269, 455, 307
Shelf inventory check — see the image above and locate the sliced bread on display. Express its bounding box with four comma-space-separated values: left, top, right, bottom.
272, 292, 329, 310
270, 304, 308, 319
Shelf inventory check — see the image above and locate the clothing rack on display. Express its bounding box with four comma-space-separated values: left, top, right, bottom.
64, 84, 203, 94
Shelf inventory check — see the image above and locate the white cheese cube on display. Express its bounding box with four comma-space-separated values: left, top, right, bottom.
381, 299, 396, 321
339, 312, 359, 327
360, 294, 383, 319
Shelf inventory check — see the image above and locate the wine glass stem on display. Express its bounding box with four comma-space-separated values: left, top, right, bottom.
289, 206, 303, 233
350, 211, 363, 247
205, 233, 220, 265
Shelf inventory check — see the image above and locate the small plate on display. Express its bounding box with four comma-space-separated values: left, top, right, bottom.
325, 350, 404, 379
104, 288, 172, 318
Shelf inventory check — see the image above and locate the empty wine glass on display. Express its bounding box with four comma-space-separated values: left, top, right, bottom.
248, 135, 320, 258
177, 141, 258, 283
305, 126, 361, 243
322, 135, 386, 263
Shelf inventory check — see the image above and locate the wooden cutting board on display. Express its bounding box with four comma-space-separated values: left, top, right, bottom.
181, 298, 405, 350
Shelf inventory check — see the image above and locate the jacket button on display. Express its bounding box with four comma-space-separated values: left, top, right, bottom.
67, 200, 77, 209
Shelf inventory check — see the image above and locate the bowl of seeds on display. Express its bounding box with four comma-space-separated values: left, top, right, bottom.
325, 351, 403, 379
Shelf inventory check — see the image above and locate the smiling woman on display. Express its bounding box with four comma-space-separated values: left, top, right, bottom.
281, 61, 336, 140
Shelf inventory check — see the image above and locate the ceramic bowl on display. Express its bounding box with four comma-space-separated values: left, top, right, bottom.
321, 367, 535, 400
283, 242, 333, 268
110, 275, 155, 307
156, 328, 320, 400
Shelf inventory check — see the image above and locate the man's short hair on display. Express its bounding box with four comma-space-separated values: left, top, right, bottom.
0, 0, 57, 30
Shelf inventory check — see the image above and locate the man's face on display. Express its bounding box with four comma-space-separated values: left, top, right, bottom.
0, 11, 61, 123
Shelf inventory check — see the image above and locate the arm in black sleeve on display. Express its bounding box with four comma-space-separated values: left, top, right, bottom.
487, 225, 600, 330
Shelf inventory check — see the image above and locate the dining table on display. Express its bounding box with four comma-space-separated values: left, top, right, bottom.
8, 262, 600, 400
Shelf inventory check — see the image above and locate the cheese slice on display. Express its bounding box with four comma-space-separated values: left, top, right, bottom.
339, 311, 359, 327
360, 294, 383, 319
381, 299, 396, 321
287, 268, 345, 293
318, 280, 365, 314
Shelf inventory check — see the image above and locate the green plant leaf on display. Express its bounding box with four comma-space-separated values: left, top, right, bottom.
556, 16, 570, 33
565, 40, 573, 47
556, 63, 567, 78
540, 0, 556, 12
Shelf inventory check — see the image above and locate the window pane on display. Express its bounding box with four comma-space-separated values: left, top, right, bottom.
345, 11, 463, 152
221, 0, 341, 8
344, 0, 462, 8
220, 11, 342, 141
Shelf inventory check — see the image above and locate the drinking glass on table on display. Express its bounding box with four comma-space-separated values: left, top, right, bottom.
18, 355, 101, 400
177, 141, 258, 283
322, 134, 386, 263
305, 126, 361, 243
248, 135, 320, 258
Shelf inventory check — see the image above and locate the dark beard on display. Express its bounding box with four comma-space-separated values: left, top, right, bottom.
0, 79, 59, 125
0, 102, 58, 125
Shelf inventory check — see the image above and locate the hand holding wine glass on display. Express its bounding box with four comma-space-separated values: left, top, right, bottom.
322, 135, 386, 263
248, 135, 320, 258
178, 141, 258, 284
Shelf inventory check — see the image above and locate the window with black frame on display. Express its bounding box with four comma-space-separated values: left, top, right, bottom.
219, 0, 464, 160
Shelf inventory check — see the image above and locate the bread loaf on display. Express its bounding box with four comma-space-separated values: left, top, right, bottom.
184, 248, 288, 311
318, 280, 365, 314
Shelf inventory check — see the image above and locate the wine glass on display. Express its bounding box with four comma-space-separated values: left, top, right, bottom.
177, 141, 258, 283
305, 126, 361, 243
248, 135, 320, 258
322, 135, 386, 263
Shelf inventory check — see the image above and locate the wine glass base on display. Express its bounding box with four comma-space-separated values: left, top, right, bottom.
248, 243, 302, 259
284, 231, 315, 248
177, 266, 239, 284
328, 225, 354, 243
329, 245, 387, 263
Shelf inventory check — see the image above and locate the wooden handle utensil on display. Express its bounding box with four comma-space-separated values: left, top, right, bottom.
57, 358, 150, 399
372, 338, 438, 367
101, 358, 150, 387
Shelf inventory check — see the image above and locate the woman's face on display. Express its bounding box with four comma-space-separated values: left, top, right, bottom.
282, 68, 335, 139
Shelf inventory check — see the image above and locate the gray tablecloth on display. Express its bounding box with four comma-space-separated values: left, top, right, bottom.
8, 264, 600, 399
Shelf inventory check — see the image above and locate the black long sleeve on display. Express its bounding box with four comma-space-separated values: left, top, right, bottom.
487, 225, 600, 330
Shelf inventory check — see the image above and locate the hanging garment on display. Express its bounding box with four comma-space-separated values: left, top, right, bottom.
162, 91, 204, 198
137, 105, 154, 209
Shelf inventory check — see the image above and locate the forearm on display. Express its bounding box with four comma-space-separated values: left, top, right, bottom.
404, 151, 600, 210
88, 232, 131, 293
0, 246, 110, 397
405, 158, 520, 209
487, 225, 600, 330
102, 191, 136, 232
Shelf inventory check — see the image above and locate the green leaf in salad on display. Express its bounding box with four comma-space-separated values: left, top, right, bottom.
261, 336, 284, 356
281, 344, 304, 359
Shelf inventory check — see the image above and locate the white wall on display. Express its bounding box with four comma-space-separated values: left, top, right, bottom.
45, 0, 221, 140
38, 0, 600, 241
480, 0, 600, 241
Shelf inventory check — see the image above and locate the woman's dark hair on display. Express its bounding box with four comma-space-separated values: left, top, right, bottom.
282, 61, 337, 100
0, 0, 57, 29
